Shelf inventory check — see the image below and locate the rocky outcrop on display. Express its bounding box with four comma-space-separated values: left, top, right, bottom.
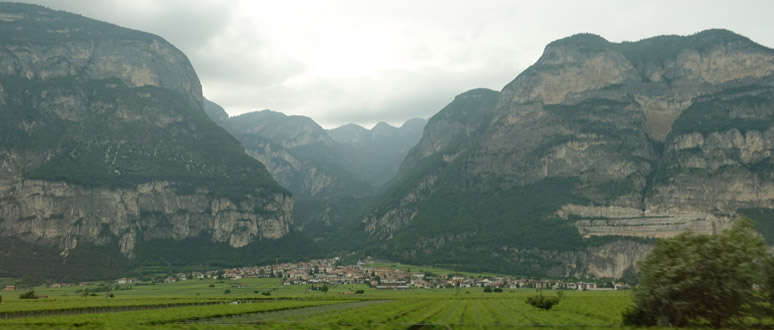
241, 137, 351, 197
0, 178, 292, 258
0, 3, 295, 262
499, 240, 654, 278
0, 4, 201, 105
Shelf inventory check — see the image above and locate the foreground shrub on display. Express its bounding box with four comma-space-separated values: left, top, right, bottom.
19, 290, 36, 299
526, 295, 560, 310
631, 218, 766, 328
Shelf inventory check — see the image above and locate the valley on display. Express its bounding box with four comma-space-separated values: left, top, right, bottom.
2, 3, 774, 280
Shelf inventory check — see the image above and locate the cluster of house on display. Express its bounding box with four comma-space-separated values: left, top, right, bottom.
4, 281, 98, 291
2, 257, 628, 291
151, 257, 629, 291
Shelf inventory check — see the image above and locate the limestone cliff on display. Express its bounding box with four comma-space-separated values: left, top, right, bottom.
0, 3, 298, 272
362, 30, 774, 278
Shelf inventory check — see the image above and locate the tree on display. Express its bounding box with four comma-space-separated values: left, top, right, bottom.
321, 284, 329, 294
628, 218, 766, 328
526, 294, 560, 310
762, 256, 774, 305
19, 290, 36, 299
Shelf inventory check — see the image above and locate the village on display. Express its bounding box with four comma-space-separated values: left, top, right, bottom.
3, 257, 630, 293
123, 257, 628, 291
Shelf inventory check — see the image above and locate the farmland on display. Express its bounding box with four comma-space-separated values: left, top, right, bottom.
0, 280, 635, 329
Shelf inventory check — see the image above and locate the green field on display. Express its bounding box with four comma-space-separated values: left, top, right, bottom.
0, 279, 642, 329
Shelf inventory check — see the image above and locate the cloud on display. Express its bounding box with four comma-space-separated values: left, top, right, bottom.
15, 0, 774, 128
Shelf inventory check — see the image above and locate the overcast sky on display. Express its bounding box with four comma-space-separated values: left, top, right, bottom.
17, 0, 774, 128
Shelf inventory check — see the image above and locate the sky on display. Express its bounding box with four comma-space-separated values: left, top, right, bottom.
16, 0, 774, 128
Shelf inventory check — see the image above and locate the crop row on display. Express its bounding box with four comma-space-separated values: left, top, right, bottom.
208, 296, 627, 328
0, 299, 348, 328
0, 296, 234, 314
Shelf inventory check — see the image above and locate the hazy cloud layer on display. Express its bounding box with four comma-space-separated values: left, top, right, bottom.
18, 0, 774, 128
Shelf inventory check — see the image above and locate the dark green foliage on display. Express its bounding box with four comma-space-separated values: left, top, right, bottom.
294, 194, 375, 240
0, 3, 159, 44
617, 29, 770, 66
493, 288, 503, 293
526, 295, 560, 310
631, 218, 766, 328
619, 266, 638, 285
19, 290, 36, 299
434, 88, 500, 125
321, 284, 329, 294
622, 305, 656, 327
355, 290, 365, 294
483, 287, 492, 293
132, 230, 318, 269
545, 33, 612, 54
668, 87, 774, 138
762, 257, 774, 309
540, 29, 768, 67
223, 289, 231, 294
208, 284, 215, 288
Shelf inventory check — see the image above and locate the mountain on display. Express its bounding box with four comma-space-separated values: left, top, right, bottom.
201, 107, 374, 238
328, 118, 428, 187
360, 29, 774, 278
0, 3, 313, 280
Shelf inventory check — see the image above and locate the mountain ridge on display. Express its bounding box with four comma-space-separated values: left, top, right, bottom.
357, 29, 774, 278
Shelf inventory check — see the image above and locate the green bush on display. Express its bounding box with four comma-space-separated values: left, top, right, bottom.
631, 218, 766, 328
526, 295, 560, 310
493, 288, 503, 293
208, 284, 215, 288
19, 290, 36, 299
224, 289, 231, 294
483, 287, 492, 293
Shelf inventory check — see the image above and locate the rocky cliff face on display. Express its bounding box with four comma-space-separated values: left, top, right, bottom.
0, 3, 297, 271
362, 30, 774, 278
